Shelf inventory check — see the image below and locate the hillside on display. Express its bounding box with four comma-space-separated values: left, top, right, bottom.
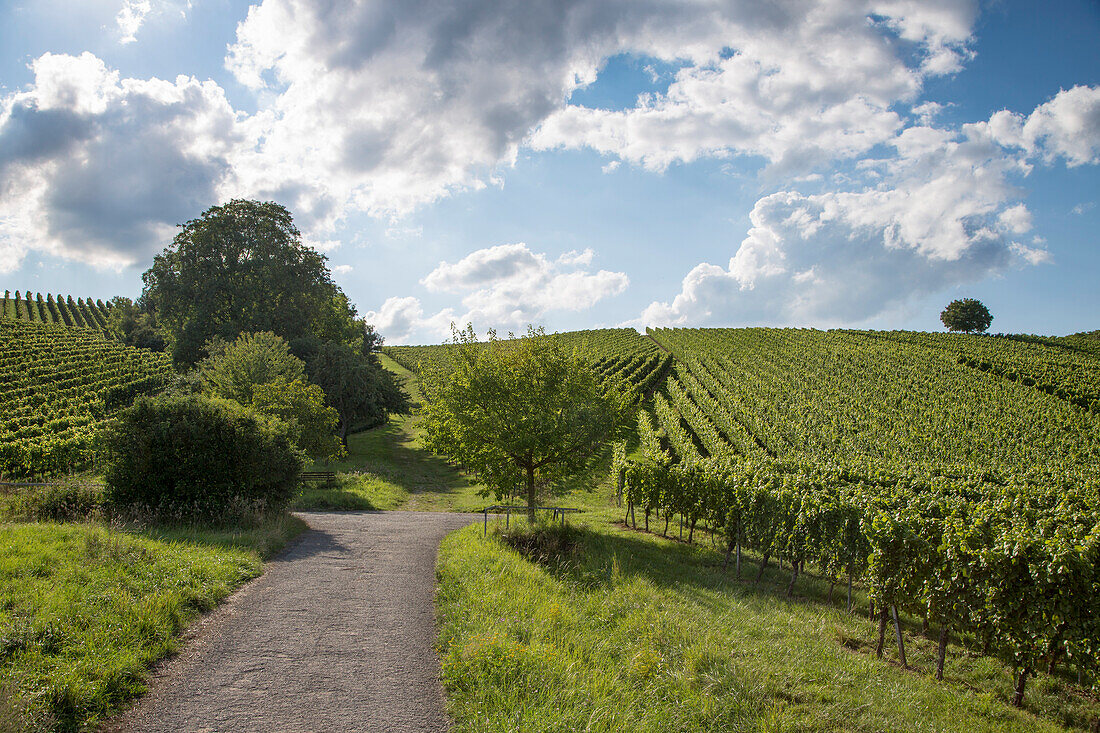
0, 319, 171, 478
1, 290, 114, 333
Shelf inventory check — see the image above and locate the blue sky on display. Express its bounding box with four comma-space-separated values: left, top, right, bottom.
0, 0, 1097, 343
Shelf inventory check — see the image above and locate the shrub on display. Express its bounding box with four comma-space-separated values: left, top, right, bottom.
102, 394, 304, 518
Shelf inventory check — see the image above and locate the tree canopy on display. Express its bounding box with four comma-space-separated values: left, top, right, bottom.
940, 298, 993, 334
305, 341, 409, 446
199, 331, 305, 405
419, 325, 632, 522
141, 199, 361, 366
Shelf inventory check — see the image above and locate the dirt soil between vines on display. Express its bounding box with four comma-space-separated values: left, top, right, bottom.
102, 511, 477, 733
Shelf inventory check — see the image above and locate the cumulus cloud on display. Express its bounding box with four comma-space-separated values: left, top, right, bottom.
531, 0, 977, 172
0, 52, 240, 273
363, 296, 455, 345
985, 85, 1100, 166
637, 105, 1055, 327
223, 0, 978, 224
367, 243, 627, 343
422, 243, 628, 330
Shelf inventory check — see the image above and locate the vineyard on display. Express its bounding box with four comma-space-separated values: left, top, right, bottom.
610, 327, 1099, 706
384, 327, 671, 399
0, 319, 171, 478
2, 290, 115, 334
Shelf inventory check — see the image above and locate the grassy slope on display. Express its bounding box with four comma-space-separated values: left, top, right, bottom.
438, 513, 1098, 732
0, 515, 304, 732
294, 354, 493, 513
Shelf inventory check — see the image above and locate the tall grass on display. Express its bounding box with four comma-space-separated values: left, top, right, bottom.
437, 518, 1097, 732
0, 515, 304, 732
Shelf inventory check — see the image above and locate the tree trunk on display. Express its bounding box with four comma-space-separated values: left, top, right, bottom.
755, 553, 769, 585
664, 513, 670, 536
786, 558, 799, 598
688, 517, 697, 543
644, 508, 650, 532
892, 605, 907, 669
526, 464, 536, 524
1013, 667, 1029, 708
936, 625, 949, 680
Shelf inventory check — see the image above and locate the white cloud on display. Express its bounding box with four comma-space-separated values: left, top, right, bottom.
420, 243, 628, 333
116, 0, 152, 44
1071, 202, 1095, 215
531, 0, 977, 173
363, 296, 454, 345
985, 85, 1100, 166
331, 264, 353, 275
637, 105, 1052, 327
222, 0, 978, 225
0, 53, 240, 273
370, 243, 628, 342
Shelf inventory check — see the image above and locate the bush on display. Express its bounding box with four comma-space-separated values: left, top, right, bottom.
101, 394, 305, 519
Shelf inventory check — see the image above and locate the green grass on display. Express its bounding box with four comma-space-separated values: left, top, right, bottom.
437, 515, 1099, 732
0, 515, 304, 732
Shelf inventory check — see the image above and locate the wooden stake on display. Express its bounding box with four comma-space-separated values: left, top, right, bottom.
891, 605, 907, 669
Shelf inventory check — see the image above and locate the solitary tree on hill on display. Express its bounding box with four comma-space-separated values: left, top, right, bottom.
940, 298, 993, 334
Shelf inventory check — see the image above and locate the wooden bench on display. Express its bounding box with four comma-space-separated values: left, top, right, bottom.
300, 471, 336, 486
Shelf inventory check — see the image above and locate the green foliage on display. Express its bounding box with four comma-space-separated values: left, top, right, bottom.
102, 394, 305, 518
199, 331, 306, 405
439, 521, 1092, 732
104, 296, 166, 351
419, 325, 632, 519
617, 326, 1100, 706
0, 319, 171, 479
941, 298, 993, 334
251, 379, 344, 462
141, 199, 361, 366
305, 340, 409, 445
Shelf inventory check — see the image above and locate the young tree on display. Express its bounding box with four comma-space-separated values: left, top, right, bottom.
141, 199, 360, 366
305, 341, 409, 447
419, 325, 633, 523
251, 379, 344, 463
940, 298, 993, 334
200, 331, 306, 404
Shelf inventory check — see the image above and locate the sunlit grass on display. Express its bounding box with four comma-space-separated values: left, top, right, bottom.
0, 515, 304, 732
437, 515, 1098, 732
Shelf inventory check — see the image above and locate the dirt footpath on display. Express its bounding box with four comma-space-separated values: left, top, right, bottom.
104, 511, 476, 733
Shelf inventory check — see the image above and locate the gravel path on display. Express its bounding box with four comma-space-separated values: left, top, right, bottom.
103, 511, 476, 733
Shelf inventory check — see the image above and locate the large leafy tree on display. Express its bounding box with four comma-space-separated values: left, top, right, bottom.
142, 199, 360, 366
420, 325, 632, 522
306, 341, 410, 447
940, 298, 993, 334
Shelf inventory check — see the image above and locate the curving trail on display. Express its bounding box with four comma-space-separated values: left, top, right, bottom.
103, 511, 476, 733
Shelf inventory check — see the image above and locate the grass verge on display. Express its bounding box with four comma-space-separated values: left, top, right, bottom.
437, 516, 1098, 732
0, 514, 304, 732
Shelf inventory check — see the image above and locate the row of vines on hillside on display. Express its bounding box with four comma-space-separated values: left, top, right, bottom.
1, 290, 114, 335
0, 320, 171, 478
617, 327, 1100, 706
